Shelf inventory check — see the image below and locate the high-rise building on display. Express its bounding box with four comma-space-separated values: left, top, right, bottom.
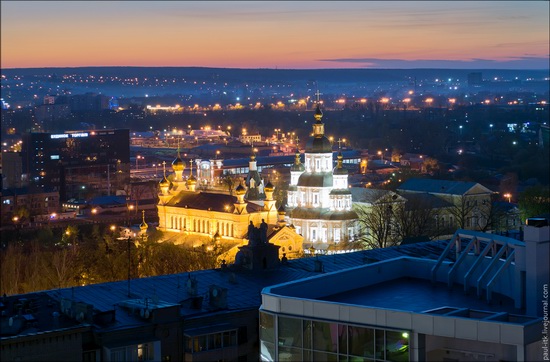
286, 104, 358, 246
21, 129, 130, 201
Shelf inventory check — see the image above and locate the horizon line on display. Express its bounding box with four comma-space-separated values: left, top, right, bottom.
3, 65, 549, 71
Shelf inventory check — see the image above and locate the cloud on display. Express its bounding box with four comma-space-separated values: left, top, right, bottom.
317, 57, 550, 69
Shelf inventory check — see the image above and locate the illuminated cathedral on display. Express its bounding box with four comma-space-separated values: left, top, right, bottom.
286, 104, 358, 247
156, 148, 304, 259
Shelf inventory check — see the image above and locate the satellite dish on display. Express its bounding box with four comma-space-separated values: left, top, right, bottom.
212, 288, 218, 297
77, 312, 84, 322
8, 317, 13, 326
144, 309, 150, 319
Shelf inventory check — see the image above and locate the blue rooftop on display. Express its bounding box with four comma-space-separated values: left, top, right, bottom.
320, 278, 518, 314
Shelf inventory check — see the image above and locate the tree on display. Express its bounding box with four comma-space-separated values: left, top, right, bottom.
396, 194, 440, 241
475, 194, 511, 232
12, 206, 30, 224
518, 185, 550, 221
356, 193, 402, 249
422, 157, 439, 175
447, 195, 478, 230
221, 173, 236, 195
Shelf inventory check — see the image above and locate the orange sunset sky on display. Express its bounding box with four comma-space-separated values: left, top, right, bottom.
1, 1, 549, 69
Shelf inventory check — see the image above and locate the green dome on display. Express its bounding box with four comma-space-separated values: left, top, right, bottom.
305, 136, 332, 153
297, 173, 333, 187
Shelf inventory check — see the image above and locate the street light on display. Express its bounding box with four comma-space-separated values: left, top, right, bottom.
136, 155, 144, 170
504, 193, 512, 203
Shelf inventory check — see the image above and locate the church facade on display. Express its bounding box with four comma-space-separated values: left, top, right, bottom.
156, 149, 304, 259
286, 105, 358, 248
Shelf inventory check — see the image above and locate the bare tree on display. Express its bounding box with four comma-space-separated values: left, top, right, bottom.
447, 195, 478, 230
356, 194, 401, 249
396, 194, 440, 240
474, 194, 508, 232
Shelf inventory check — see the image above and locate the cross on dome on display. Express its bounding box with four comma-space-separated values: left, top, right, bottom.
315, 89, 323, 103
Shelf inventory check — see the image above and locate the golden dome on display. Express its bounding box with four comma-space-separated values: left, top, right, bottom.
186, 174, 197, 185
172, 157, 185, 172
139, 210, 148, 231
235, 184, 246, 195
264, 181, 274, 192
159, 176, 170, 187
314, 104, 323, 122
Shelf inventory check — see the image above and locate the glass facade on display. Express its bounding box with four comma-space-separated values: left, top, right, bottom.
259, 312, 410, 362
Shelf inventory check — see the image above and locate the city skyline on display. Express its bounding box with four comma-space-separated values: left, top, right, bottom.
1, 1, 549, 69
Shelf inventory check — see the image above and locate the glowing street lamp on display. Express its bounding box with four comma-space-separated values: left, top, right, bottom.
503, 193, 512, 203
136, 155, 144, 170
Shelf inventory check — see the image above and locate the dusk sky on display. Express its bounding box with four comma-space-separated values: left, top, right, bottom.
1, 1, 549, 69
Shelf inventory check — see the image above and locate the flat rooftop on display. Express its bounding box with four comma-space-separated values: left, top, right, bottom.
320, 277, 519, 314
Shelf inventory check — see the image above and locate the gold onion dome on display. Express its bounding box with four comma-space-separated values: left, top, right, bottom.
291, 152, 305, 171
140, 211, 148, 231
186, 174, 197, 185
333, 152, 348, 175
264, 181, 274, 192
159, 176, 170, 187
314, 104, 323, 122
172, 156, 185, 172
235, 184, 246, 195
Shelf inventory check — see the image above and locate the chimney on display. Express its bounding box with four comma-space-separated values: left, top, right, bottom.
523, 217, 550, 317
